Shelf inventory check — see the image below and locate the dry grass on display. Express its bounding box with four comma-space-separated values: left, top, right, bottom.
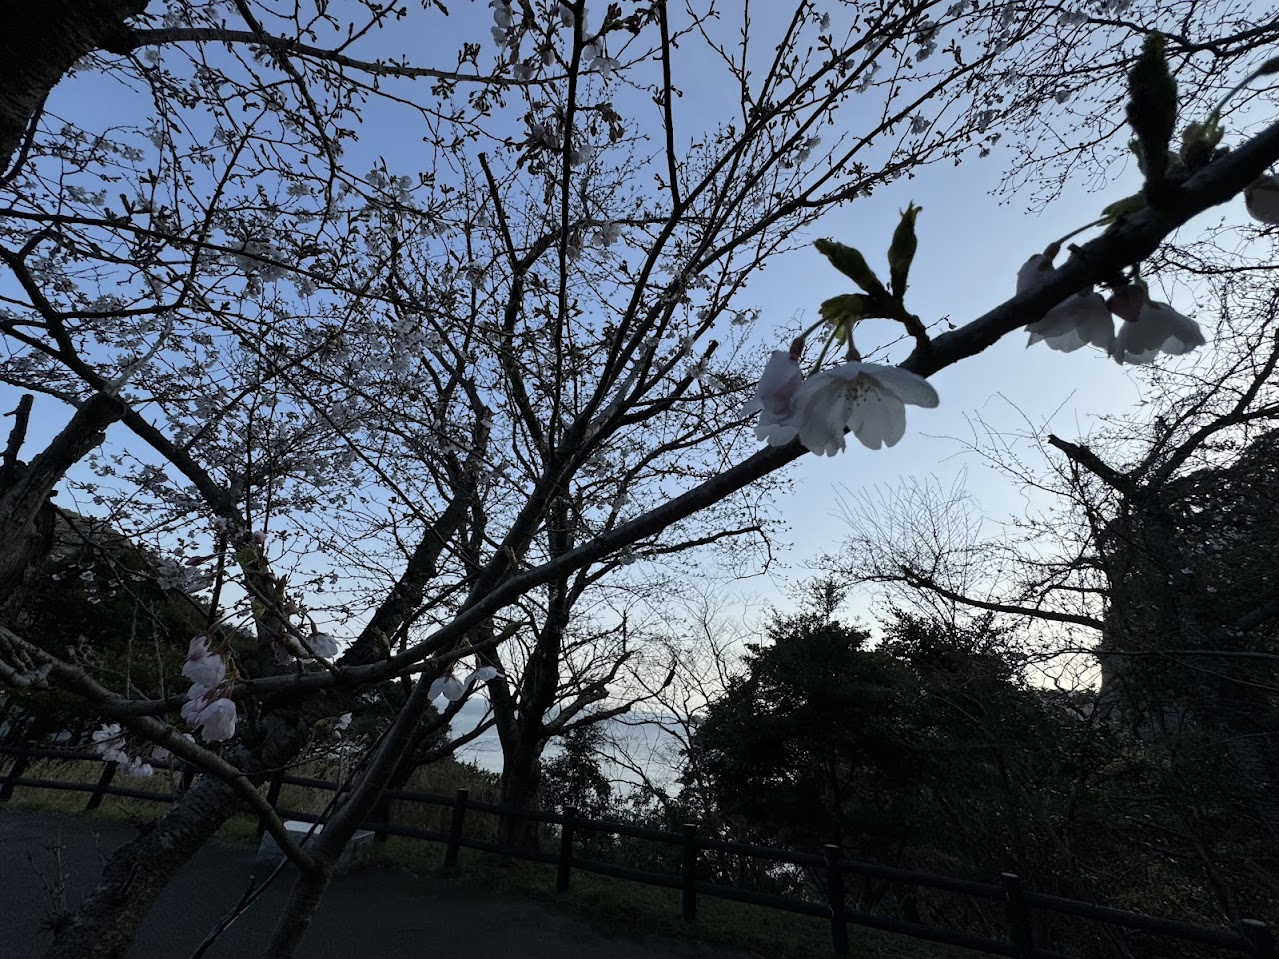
265, 754, 502, 839
0, 754, 261, 842
0, 750, 502, 843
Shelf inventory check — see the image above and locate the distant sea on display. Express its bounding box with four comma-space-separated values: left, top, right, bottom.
448, 698, 685, 791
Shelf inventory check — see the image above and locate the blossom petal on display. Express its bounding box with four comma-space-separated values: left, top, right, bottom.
848, 386, 906, 449
440, 677, 466, 702
180, 684, 212, 725
795, 383, 851, 456
467, 666, 500, 687
309, 632, 340, 659
1112, 301, 1204, 364
742, 351, 802, 418
197, 698, 237, 742
182, 651, 225, 687
1245, 174, 1279, 226
1026, 292, 1114, 353
858, 364, 939, 408
755, 413, 800, 447
1016, 253, 1053, 294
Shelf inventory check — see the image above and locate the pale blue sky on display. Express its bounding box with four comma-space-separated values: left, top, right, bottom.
1, 0, 1256, 633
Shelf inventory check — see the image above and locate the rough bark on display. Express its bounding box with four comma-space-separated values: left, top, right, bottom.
0, 392, 124, 593
495, 732, 547, 849
0, 0, 147, 172
43, 694, 335, 959
43, 773, 241, 959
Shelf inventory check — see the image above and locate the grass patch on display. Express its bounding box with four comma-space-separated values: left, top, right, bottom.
371, 838, 988, 959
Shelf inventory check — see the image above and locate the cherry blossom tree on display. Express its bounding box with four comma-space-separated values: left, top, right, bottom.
0, 1, 1278, 957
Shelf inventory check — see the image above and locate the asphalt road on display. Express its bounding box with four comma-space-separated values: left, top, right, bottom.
1, 809, 755, 958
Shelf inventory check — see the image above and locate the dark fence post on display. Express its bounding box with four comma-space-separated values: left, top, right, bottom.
0, 740, 32, 801
1240, 920, 1276, 959
556, 805, 577, 893
259, 767, 285, 835
85, 759, 117, 811
823, 844, 849, 958
370, 787, 394, 844
444, 788, 469, 867
680, 823, 698, 921
1001, 872, 1035, 959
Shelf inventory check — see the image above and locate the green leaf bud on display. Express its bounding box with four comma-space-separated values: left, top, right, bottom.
887, 202, 922, 300
1125, 33, 1178, 192
813, 238, 887, 297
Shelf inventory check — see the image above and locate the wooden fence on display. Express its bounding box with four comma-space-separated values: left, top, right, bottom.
1, 741, 1275, 959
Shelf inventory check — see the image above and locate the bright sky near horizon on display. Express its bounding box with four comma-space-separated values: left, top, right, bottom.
1, 0, 1259, 637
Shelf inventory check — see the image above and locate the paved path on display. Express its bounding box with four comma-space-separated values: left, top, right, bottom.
1, 810, 755, 958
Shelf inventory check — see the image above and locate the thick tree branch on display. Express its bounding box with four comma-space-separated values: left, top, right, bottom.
0, 0, 146, 169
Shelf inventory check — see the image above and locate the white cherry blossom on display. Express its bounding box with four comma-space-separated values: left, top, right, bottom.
1111, 301, 1205, 364
309, 632, 340, 659
120, 757, 154, 778
765, 361, 938, 455
1016, 252, 1115, 353
181, 635, 226, 687
429, 674, 464, 701
1026, 292, 1114, 352
1244, 174, 1279, 225
429, 665, 502, 703
182, 685, 237, 741
194, 698, 237, 742
742, 350, 803, 446
91, 723, 155, 776
92, 723, 127, 764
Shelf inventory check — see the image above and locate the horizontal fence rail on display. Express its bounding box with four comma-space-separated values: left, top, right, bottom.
1, 742, 1274, 959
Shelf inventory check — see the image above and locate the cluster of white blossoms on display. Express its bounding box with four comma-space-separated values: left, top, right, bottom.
1017, 248, 1205, 363
429, 665, 501, 703
491, 0, 514, 44
91, 724, 154, 778
276, 629, 341, 664
744, 346, 939, 455
583, 38, 620, 81
180, 635, 237, 742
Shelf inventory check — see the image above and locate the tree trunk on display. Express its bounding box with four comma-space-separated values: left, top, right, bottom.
0, 0, 147, 171
43, 773, 240, 959
496, 737, 544, 850
491, 498, 574, 849
44, 696, 337, 959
